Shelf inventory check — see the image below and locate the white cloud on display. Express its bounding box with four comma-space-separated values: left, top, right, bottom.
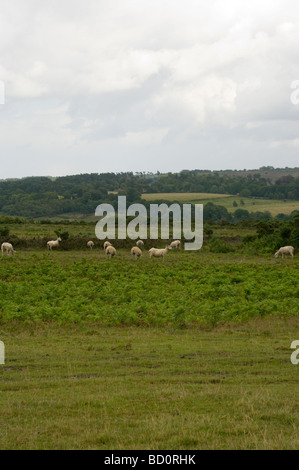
118, 128, 169, 147
1, 0, 299, 177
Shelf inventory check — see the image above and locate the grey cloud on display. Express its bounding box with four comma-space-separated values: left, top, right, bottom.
1, 0, 299, 178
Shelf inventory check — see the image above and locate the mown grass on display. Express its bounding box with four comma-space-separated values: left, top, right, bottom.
1, 319, 299, 449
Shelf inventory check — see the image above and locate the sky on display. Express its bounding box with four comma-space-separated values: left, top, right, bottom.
0, 0, 299, 179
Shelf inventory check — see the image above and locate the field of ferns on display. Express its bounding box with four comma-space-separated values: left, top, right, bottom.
0, 247, 298, 327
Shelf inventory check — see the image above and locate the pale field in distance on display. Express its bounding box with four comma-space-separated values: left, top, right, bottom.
142, 193, 299, 216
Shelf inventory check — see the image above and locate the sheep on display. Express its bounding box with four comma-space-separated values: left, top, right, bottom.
131, 246, 142, 259
103, 241, 112, 250
136, 240, 144, 248
105, 245, 116, 258
87, 240, 94, 250
47, 237, 62, 250
149, 245, 172, 262
170, 240, 181, 249
1, 242, 15, 256
274, 246, 294, 258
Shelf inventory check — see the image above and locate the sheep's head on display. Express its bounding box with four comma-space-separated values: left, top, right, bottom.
274, 252, 279, 258
58, 237, 62, 242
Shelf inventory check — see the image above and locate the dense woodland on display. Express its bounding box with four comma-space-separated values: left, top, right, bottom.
0, 167, 298, 219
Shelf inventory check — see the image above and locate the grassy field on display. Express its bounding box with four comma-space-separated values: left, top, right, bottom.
142, 193, 299, 216
142, 192, 232, 202
0, 221, 257, 242
0, 247, 298, 449
2, 222, 96, 239
1, 319, 299, 449
0, 250, 298, 325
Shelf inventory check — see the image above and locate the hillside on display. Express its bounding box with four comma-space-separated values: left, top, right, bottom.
0, 167, 298, 219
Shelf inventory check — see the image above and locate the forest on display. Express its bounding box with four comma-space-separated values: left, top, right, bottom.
0, 168, 298, 218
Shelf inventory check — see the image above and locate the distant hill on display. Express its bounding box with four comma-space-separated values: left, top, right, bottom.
209, 167, 299, 183
0, 167, 298, 218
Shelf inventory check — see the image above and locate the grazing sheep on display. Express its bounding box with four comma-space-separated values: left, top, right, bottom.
170, 240, 181, 249
105, 245, 116, 258
47, 237, 62, 250
103, 241, 112, 250
131, 246, 142, 259
87, 240, 94, 250
274, 246, 294, 258
136, 240, 144, 248
1, 242, 15, 256
149, 245, 172, 262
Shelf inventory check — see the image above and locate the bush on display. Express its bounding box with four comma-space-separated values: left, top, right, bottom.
256, 221, 276, 238
0, 227, 10, 237
242, 234, 257, 244
209, 237, 233, 253
54, 230, 69, 241
204, 227, 213, 237
246, 233, 281, 254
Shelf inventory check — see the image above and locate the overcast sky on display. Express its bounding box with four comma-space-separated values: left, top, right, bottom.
0, 0, 299, 179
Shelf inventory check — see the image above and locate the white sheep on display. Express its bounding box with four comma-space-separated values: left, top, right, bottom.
131, 246, 142, 259
105, 245, 116, 258
170, 240, 181, 249
87, 240, 94, 250
1, 242, 15, 256
149, 245, 172, 262
47, 237, 62, 250
103, 241, 112, 250
274, 246, 294, 258
136, 240, 144, 248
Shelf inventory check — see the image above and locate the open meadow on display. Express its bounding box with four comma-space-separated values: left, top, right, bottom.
0, 245, 299, 449
142, 193, 299, 217
1, 318, 299, 450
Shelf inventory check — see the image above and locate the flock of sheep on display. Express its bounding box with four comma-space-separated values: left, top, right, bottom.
90, 238, 181, 261
0, 237, 181, 261
0, 239, 295, 260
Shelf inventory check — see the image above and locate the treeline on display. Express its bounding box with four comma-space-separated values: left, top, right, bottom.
0, 168, 298, 218
202, 202, 298, 223
0, 173, 134, 218
145, 170, 299, 199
